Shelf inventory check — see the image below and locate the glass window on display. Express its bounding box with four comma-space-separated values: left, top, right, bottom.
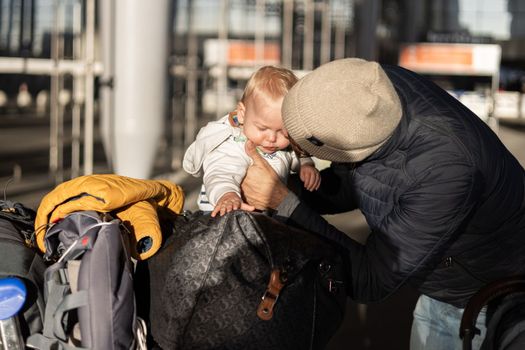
458, 0, 512, 40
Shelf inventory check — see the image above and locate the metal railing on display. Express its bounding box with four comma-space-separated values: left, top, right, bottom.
2, 0, 356, 180
0, 0, 100, 184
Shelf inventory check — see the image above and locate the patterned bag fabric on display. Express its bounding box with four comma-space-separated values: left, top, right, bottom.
138, 211, 347, 350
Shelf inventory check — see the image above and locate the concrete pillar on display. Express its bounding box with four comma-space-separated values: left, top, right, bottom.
112, 0, 169, 179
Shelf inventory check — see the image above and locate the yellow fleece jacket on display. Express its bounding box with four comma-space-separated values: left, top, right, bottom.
34, 174, 184, 260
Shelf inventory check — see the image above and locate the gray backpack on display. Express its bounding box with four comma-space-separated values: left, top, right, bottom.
27, 210, 146, 350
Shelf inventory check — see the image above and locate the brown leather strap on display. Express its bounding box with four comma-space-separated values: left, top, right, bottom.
257, 268, 285, 321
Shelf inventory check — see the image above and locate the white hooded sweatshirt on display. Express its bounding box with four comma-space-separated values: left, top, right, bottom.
183, 115, 313, 211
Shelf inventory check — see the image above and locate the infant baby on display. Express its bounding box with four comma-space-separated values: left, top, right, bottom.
183, 66, 320, 217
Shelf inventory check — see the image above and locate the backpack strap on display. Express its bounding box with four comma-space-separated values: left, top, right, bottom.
53, 290, 88, 340
26, 333, 89, 350
27, 262, 89, 350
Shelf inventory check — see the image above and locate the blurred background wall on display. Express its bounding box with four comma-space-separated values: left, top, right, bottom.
1, 0, 524, 187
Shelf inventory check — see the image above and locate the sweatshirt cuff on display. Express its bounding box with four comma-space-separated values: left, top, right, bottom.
299, 157, 314, 166
274, 191, 300, 219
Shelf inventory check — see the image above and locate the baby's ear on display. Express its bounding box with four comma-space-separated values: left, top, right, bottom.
236, 102, 246, 124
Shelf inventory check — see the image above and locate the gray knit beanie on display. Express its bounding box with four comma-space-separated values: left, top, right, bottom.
282, 58, 402, 162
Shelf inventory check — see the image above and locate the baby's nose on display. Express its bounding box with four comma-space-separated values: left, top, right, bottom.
267, 131, 277, 142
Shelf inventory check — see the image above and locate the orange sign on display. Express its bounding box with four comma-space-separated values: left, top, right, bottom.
227, 41, 280, 66
401, 45, 472, 65
399, 43, 501, 76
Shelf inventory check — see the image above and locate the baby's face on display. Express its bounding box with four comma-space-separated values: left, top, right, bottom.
241, 94, 290, 154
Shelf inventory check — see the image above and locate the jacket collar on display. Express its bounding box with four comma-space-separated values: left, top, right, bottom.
364, 89, 410, 162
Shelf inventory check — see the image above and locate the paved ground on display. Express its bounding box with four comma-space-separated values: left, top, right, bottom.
2, 119, 525, 349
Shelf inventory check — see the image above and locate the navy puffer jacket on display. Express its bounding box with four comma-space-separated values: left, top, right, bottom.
290, 65, 525, 308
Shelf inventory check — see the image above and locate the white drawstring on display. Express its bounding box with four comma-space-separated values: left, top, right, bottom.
134, 317, 148, 350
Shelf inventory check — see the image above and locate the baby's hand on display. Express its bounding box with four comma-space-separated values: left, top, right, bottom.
212, 192, 243, 217
300, 164, 321, 192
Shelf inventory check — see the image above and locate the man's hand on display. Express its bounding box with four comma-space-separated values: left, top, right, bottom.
241, 140, 289, 210
300, 164, 321, 191
212, 192, 252, 217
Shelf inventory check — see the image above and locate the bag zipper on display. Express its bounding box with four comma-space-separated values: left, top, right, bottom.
309, 275, 317, 350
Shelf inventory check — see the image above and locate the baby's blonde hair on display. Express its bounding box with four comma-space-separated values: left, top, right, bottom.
241, 66, 298, 103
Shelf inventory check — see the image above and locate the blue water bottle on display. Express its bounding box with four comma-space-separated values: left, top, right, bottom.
0, 277, 26, 349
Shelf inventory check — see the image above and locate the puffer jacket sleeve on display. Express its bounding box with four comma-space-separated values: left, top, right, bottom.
293, 164, 358, 214
34, 174, 184, 259
290, 161, 480, 302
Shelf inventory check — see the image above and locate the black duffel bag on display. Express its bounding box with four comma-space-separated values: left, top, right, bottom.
136, 211, 347, 350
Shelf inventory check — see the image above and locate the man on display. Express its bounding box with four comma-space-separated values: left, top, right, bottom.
240, 58, 525, 349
